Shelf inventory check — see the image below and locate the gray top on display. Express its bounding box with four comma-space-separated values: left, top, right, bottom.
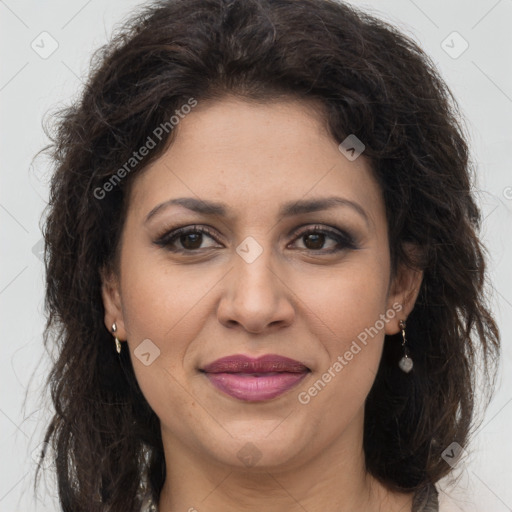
141, 483, 439, 511
412, 483, 439, 512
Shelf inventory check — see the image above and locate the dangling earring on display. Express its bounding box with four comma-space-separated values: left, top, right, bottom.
398, 320, 413, 373
111, 322, 122, 354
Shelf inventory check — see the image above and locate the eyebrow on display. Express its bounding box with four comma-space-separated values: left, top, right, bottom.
144, 196, 370, 227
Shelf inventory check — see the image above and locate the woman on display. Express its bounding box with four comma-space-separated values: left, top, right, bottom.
37, 0, 500, 510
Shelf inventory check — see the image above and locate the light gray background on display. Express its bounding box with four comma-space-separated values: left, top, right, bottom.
1, 0, 511, 510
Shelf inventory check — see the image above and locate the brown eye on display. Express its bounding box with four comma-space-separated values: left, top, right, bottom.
180, 232, 203, 250
290, 225, 358, 253
303, 232, 326, 250
154, 225, 222, 252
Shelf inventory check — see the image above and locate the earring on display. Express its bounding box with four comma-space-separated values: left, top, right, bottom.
398, 320, 413, 373
111, 322, 122, 354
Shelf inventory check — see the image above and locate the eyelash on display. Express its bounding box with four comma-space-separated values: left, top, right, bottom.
153, 224, 358, 254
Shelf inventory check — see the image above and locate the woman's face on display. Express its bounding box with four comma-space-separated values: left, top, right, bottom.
102, 96, 421, 472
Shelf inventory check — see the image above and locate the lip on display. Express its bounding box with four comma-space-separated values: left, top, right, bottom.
200, 354, 310, 402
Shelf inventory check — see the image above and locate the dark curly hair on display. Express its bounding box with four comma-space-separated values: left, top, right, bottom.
36, 0, 500, 510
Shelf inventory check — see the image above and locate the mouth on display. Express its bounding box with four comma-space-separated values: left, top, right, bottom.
200, 354, 311, 402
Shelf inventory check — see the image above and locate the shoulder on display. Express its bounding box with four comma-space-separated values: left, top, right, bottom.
437, 489, 473, 512
412, 483, 439, 512
140, 494, 158, 512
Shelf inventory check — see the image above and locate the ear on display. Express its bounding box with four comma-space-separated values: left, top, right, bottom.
100, 265, 127, 340
385, 243, 424, 336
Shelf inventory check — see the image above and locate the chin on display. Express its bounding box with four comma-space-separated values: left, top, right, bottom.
201, 419, 316, 471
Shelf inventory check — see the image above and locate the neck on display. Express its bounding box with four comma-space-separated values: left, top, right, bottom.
156, 409, 413, 512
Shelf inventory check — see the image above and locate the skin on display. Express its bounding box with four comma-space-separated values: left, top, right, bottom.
102, 96, 423, 512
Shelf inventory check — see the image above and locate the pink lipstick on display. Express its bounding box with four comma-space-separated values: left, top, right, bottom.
201, 354, 310, 402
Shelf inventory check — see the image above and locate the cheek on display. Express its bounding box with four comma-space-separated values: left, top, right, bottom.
118, 244, 233, 408
120, 277, 203, 430
120, 244, 219, 343
299, 256, 390, 346
117, 251, 195, 389
295, 256, 390, 402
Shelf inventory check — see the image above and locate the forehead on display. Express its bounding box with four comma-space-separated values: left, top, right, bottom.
127, 96, 384, 227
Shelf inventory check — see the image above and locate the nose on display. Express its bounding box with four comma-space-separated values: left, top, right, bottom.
216, 244, 295, 334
